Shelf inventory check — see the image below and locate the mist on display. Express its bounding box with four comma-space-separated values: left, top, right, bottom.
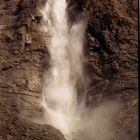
40, 0, 120, 140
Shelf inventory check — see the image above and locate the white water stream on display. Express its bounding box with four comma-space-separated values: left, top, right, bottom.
41, 0, 85, 139
40, 0, 119, 140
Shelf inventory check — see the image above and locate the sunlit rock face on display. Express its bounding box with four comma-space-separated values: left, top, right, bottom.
0, 0, 66, 139
41, 0, 86, 139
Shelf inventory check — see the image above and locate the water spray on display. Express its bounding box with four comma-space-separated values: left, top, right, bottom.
41, 0, 119, 140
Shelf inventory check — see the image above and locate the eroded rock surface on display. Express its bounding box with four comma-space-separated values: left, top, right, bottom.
83, 0, 138, 139
0, 0, 65, 139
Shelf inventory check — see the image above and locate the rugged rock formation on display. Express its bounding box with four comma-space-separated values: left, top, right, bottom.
0, 0, 65, 139
0, 0, 138, 139
84, 0, 138, 139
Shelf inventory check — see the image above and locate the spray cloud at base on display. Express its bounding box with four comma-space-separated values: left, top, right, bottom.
40, 0, 120, 140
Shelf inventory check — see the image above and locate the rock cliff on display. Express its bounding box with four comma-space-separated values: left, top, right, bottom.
0, 0, 138, 140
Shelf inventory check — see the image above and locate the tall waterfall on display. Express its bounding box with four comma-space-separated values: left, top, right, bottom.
41, 0, 119, 140
41, 0, 85, 139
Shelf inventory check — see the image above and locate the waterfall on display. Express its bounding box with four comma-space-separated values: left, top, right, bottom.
40, 1, 119, 140
41, 0, 85, 139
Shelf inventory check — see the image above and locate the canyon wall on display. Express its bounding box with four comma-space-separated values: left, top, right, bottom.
0, 0, 138, 139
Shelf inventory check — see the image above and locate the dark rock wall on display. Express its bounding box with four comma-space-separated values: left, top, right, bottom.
83, 0, 138, 139
0, 0, 65, 139
67, 0, 138, 139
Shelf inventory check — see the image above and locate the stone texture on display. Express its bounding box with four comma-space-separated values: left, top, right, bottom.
83, 0, 138, 139
0, 0, 65, 139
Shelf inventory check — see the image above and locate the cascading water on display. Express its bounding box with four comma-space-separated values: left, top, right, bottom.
40, 0, 120, 140
41, 0, 85, 139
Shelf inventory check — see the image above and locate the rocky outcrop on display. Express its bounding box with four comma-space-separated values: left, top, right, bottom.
0, 0, 65, 139
0, 0, 138, 139
83, 0, 138, 139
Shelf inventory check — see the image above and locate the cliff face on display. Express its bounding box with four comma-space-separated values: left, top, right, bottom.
84, 0, 138, 139
0, 0, 65, 139
0, 0, 138, 140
